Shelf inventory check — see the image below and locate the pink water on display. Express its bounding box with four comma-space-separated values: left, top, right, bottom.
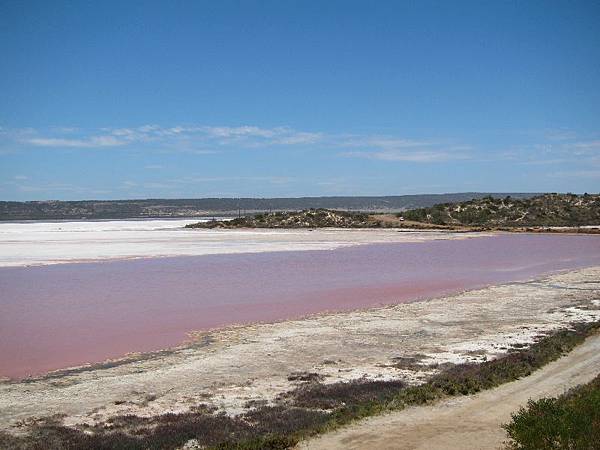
1, 234, 600, 379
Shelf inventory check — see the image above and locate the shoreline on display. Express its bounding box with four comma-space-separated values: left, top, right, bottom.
3, 264, 576, 385
3, 233, 600, 379
0, 224, 492, 268
2, 226, 599, 269
0, 229, 488, 269
1, 266, 599, 434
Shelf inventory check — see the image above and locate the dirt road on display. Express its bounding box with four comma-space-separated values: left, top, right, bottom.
299, 333, 600, 450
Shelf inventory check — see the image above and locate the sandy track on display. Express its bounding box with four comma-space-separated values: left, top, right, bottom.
299, 333, 600, 450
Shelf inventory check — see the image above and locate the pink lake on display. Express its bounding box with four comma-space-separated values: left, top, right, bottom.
1, 233, 600, 379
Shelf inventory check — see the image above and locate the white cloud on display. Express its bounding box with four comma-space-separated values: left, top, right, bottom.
494, 134, 600, 166
13, 124, 323, 150
542, 129, 578, 141
203, 126, 280, 139
335, 134, 471, 163
273, 132, 322, 145
570, 140, 600, 150
49, 126, 80, 134
26, 136, 124, 147
12, 123, 596, 169
1, 123, 479, 165
342, 137, 433, 149
340, 150, 468, 162
201, 126, 322, 146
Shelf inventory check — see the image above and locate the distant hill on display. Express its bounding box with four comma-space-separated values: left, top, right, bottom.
0, 193, 538, 221
402, 193, 600, 227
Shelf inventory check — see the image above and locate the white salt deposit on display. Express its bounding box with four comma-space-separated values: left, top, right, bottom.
0, 219, 483, 267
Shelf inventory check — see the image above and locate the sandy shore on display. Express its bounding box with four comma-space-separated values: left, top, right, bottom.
1, 266, 599, 434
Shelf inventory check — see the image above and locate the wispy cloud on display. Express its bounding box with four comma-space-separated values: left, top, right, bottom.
519, 158, 569, 166
201, 126, 322, 146
497, 131, 600, 167
3, 123, 599, 170
542, 128, 579, 142
1, 124, 472, 164
203, 126, 280, 139
569, 140, 600, 151
6, 125, 448, 163
26, 136, 125, 147
340, 150, 467, 162
273, 131, 322, 145
7, 124, 323, 151
341, 137, 434, 149
337, 135, 470, 162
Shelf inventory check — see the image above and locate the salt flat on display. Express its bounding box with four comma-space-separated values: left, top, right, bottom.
0, 218, 487, 267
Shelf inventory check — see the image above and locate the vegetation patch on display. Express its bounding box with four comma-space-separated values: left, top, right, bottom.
401, 193, 600, 227
388, 354, 430, 370
287, 371, 325, 383
3, 321, 598, 450
186, 208, 384, 229
0, 407, 329, 450
284, 379, 407, 410
183, 193, 600, 230
503, 374, 600, 450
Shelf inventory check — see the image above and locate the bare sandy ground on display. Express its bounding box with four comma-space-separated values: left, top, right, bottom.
0, 219, 490, 267
1, 266, 599, 435
299, 333, 600, 450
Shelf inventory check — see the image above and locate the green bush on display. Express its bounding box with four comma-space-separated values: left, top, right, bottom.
504, 375, 600, 449
400, 193, 600, 227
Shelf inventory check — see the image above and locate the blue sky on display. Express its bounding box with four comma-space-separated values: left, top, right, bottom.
1, 0, 599, 200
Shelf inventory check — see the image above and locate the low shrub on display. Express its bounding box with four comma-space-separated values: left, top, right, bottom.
504, 374, 600, 449
428, 323, 597, 397
286, 379, 406, 409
